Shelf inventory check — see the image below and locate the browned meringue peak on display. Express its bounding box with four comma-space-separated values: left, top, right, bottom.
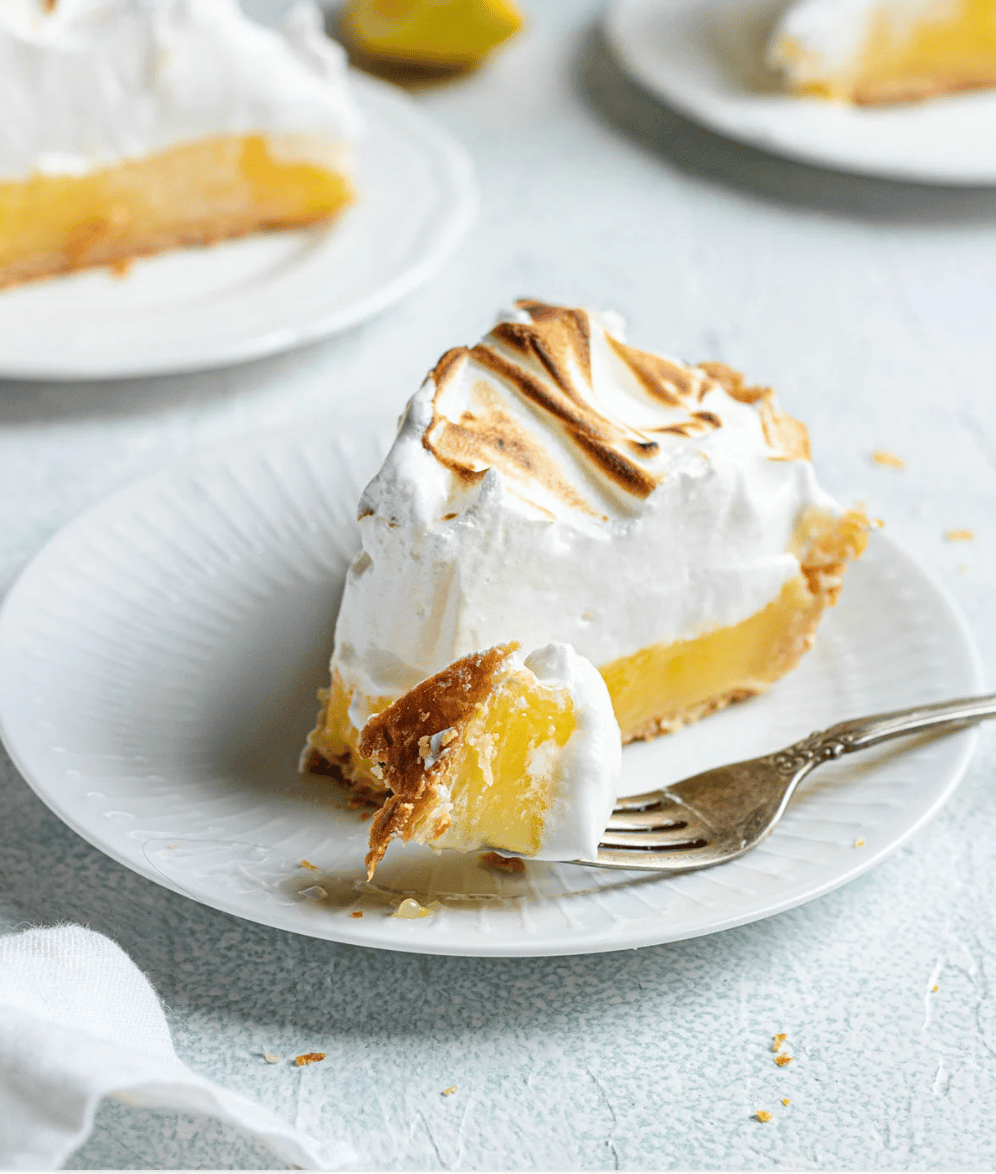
423, 361, 600, 519
421, 301, 810, 520
699, 362, 811, 463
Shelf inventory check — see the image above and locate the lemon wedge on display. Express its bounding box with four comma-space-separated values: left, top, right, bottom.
342, 0, 523, 72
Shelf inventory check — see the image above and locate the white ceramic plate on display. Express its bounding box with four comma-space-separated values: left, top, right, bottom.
0, 74, 476, 381
0, 426, 983, 957
606, 0, 996, 185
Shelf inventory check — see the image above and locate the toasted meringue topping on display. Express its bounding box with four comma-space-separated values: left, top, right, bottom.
332, 301, 842, 707
424, 362, 599, 518
418, 301, 811, 520
607, 335, 707, 406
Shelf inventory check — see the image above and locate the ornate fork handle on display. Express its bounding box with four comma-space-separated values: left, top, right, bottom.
770, 693, 996, 778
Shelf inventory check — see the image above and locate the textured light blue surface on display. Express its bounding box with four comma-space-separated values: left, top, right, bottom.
2, 0, 996, 1168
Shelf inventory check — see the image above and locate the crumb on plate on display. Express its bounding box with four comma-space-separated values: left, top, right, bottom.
946, 529, 974, 542
300, 859, 320, 872
775, 1054, 794, 1067
295, 1052, 326, 1067
442, 1085, 457, 1096
351, 910, 364, 918
772, 1033, 787, 1051
781, 1098, 790, 1106
755, 1109, 772, 1122
854, 838, 865, 848
392, 897, 440, 919
262, 1048, 282, 1064
871, 450, 905, 469
479, 850, 526, 874
932, 984, 939, 993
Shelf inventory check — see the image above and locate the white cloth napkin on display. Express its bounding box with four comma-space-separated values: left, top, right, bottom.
0, 925, 354, 1171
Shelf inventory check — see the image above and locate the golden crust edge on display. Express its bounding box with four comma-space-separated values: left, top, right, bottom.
0, 203, 350, 292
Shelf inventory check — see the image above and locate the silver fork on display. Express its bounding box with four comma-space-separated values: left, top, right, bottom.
577, 693, 996, 872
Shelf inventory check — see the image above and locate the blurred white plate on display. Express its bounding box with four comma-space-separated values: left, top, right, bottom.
0, 73, 476, 380
606, 0, 996, 184
0, 426, 983, 956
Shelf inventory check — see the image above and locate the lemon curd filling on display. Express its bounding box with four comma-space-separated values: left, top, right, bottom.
353, 644, 587, 876
305, 509, 869, 797
0, 134, 353, 290
305, 665, 578, 806
312, 580, 815, 786
600, 507, 869, 743
302, 668, 393, 802
602, 576, 820, 742
424, 671, 577, 857
788, 0, 996, 104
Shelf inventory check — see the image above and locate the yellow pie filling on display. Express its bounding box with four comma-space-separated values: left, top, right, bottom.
0, 133, 353, 290
354, 644, 579, 874
602, 575, 821, 742
420, 669, 576, 857
302, 668, 393, 802
306, 510, 869, 799
307, 584, 812, 794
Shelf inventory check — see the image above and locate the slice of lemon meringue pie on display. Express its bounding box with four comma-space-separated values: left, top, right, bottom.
302, 300, 868, 800
0, 0, 360, 290
358, 642, 620, 877
769, 0, 996, 105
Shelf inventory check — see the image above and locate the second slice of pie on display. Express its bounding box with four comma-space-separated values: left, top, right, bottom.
0, 0, 360, 289
768, 0, 996, 105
